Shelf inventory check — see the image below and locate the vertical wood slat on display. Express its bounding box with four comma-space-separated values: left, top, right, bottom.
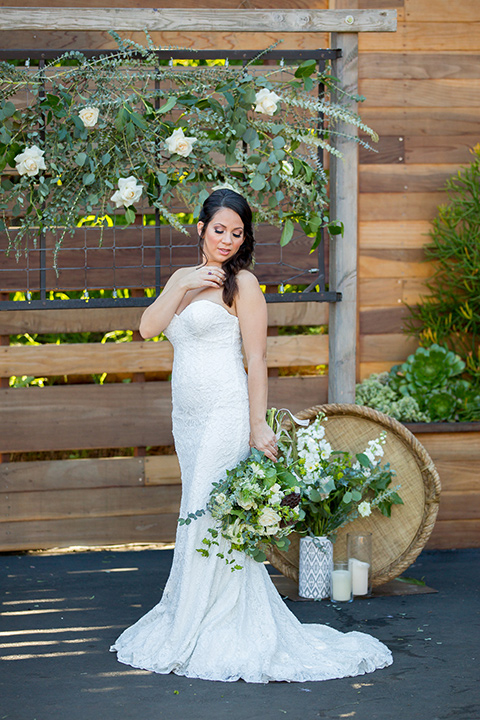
328, 32, 359, 402
131, 286, 147, 458
0, 292, 10, 464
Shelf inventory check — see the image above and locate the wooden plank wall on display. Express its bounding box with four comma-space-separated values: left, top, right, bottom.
0, 0, 478, 552
356, 0, 480, 379
0, 303, 329, 551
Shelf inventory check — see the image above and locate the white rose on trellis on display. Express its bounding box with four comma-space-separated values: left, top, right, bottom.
79, 106, 99, 127
110, 176, 143, 208
166, 127, 197, 157
254, 88, 281, 116
14, 145, 46, 177
281, 160, 294, 176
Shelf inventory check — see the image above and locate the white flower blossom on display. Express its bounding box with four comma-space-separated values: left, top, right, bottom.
14, 145, 46, 177
251, 462, 265, 479
165, 127, 197, 157
237, 494, 257, 511
215, 492, 227, 505
79, 106, 99, 127
281, 160, 294, 176
254, 88, 281, 116
257, 507, 281, 527
358, 501, 372, 517
264, 524, 280, 536
110, 176, 143, 208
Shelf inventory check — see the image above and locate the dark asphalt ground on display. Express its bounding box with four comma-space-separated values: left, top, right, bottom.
1, 547, 479, 720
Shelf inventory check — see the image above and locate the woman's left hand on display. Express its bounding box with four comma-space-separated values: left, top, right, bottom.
250, 421, 278, 462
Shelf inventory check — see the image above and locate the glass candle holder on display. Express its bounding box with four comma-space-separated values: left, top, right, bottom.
347, 532, 372, 596
330, 561, 353, 603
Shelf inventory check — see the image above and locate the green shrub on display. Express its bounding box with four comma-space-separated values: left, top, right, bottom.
356, 345, 480, 422
404, 145, 480, 383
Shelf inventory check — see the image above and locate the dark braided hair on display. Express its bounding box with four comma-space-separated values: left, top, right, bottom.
198, 189, 255, 307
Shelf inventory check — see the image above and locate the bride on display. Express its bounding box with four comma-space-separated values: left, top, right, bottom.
110, 188, 393, 683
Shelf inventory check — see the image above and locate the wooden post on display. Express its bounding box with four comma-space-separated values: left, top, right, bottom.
0, 292, 11, 463
328, 32, 359, 403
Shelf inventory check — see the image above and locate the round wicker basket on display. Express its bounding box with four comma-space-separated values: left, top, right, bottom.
266, 404, 441, 587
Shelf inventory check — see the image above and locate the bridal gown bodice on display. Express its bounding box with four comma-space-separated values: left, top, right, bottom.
111, 299, 393, 683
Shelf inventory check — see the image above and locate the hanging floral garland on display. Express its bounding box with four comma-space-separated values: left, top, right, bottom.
0, 34, 377, 258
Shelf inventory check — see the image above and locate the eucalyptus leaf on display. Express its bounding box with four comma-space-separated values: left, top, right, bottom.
250, 174, 266, 191
82, 172, 95, 186
75, 152, 87, 167
2, 101, 15, 118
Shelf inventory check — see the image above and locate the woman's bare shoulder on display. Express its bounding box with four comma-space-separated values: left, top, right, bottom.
235, 270, 265, 314
163, 266, 193, 287
236, 268, 261, 291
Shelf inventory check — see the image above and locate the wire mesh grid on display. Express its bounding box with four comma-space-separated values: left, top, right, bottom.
0, 48, 340, 309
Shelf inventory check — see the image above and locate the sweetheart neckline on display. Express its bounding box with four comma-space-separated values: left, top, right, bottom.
174, 299, 239, 322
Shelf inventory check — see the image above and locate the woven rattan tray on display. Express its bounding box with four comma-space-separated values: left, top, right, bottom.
266, 404, 441, 587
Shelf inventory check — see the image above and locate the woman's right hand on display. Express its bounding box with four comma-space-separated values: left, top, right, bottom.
181, 265, 225, 291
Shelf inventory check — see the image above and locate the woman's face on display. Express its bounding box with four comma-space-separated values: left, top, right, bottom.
198, 207, 244, 265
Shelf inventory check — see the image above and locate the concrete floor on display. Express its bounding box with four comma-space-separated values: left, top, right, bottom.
1, 547, 479, 720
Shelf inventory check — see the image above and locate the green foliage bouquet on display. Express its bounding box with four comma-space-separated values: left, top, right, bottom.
292, 414, 403, 538
179, 447, 302, 569
0, 33, 377, 257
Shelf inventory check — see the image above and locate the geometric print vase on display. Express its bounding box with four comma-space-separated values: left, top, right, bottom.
298, 536, 334, 600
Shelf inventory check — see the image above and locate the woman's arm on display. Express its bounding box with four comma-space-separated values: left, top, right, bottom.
139, 265, 225, 339
236, 271, 277, 462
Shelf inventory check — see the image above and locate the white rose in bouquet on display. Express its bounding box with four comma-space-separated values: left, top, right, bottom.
166, 127, 197, 157
110, 176, 143, 208
237, 494, 257, 511
257, 507, 281, 528
14, 145, 46, 177
79, 106, 99, 127
254, 88, 281, 116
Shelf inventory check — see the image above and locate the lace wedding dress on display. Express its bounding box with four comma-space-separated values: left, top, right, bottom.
111, 300, 393, 683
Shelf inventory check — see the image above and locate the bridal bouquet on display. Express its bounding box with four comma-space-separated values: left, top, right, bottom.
292, 414, 403, 538
179, 409, 307, 569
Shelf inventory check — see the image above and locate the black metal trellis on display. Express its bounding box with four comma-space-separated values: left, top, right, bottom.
0, 47, 342, 311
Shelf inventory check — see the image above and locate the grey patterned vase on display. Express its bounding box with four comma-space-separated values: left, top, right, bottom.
298, 536, 334, 600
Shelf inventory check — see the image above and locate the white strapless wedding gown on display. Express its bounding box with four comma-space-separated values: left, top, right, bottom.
111, 299, 393, 683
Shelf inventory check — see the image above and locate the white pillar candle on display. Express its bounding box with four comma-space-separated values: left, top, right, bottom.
349, 558, 370, 595
331, 569, 352, 602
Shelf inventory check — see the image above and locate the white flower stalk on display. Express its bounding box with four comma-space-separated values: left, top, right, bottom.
14, 145, 46, 176
79, 106, 99, 127
166, 127, 197, 157
254, 88, 281, 116
110, 176, 143, 208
